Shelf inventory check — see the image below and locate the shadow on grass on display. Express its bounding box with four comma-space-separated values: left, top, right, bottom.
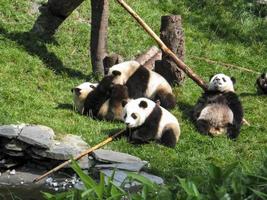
176, 101, 195, 122
56, 103, 73, 111
0, 26, 88, 80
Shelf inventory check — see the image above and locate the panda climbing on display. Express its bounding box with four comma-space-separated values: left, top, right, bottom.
71, 82, 98, 114
193, 73, 243, 139
107, 60, 176, 110
121, 98, 180, 148
256, 72, 267, 94
83, 75, 129, 121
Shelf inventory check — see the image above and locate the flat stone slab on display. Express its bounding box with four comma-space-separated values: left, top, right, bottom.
0, 124, 25, 139
100, 169, 164, 189
5, 140, 28, 152
18, 125, 54, 149
93, 149, 147, 164
0, 167, 46, 186
60, 134, 88, 150
32, 143, 80, 160
95, 162, 146, 172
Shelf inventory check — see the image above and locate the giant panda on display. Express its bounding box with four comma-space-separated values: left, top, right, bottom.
256, 72, 267, 94
83, 75, 129, 121
71, 82, 98, 114
193, 73, 243, 139
107, 61, 176, 110
121, 97, 180, 148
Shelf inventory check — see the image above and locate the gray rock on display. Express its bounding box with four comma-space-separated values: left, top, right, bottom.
139, 171, 164, 185
5, 140, 28, 152
95, 162, 146, 172
0, 167, 46, 186
0, 124, 25, 139
3, 150, 24, 157
32, 143, 80, 160
60, 134, 89, 150
18, 125, 54, 149
100, 169, 164, 189
93, 149, 146, 164
0, 159, 21, 169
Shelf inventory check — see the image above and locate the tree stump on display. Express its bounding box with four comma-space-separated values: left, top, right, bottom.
90, 0, 109, 75
155, 15, 185, 86
103, 54, 124, 75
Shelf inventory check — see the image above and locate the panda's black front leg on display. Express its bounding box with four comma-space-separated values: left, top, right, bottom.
128, 128, 153, 145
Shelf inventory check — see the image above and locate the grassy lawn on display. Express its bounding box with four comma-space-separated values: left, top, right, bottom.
0, 0, 266, 185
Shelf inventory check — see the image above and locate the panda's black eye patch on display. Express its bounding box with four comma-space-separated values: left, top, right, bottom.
131, 113, 137, 119
139, 100, 148, 108
222, 78, 226, 82
112, 70, 121, 76
124, 113, 127, 119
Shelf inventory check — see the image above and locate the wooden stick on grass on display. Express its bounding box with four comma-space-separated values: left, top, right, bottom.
33, 129, 125, 183
116, 0, 208, 91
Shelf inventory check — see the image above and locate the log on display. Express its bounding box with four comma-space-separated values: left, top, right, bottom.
90, 0, 109, 75
116, 0, 208, 91
135, 46, 162, 70
155, 15, 186, 85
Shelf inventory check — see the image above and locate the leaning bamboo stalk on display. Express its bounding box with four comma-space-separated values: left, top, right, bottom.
33, 129, 124, 183
116, 0, 208, 91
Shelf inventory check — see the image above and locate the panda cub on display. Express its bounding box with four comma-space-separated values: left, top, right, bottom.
122, 98, 180, 148
256, 72, 267, 94
108, 61, 176, 110
193, 73, 243, 139
83, 75, 129, 121
71, 82, 98, 114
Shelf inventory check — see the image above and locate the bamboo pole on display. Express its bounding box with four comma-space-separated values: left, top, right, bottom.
33, 129, 124, 183
116, 0, 208, 91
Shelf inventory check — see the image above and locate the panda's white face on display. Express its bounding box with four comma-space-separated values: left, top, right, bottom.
122, 98, 154, 128
208, 74, 235, 92
72, 82, 98, 113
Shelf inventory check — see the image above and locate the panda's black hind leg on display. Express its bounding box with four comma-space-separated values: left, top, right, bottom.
154, 91, 176, 110
227, 123, 240, 140
196, 119, 210, 135
161, 129, 177, 148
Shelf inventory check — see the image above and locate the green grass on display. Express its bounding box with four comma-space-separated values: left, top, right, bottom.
0, 0, 266, 186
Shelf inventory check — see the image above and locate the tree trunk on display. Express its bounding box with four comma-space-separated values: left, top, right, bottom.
90, 0, 109, 76
155, 15, 185, 86
31, 0, 84, 38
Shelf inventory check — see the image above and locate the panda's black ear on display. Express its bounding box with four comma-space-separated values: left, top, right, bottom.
209, 75, 214, 81
231, 77, 236, 84
122, 100, 128, 107
139, 100, 148, 109
112, 70, 121, 76
72, 88, 81, 96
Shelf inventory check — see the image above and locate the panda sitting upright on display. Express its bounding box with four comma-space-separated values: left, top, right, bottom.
121, 98, 180, 148
71, 82, 98, 114
193, 73, 243, 139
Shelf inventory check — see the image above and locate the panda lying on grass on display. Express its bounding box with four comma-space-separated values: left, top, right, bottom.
121, 98, 180, 148
193, 73, 243, 139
